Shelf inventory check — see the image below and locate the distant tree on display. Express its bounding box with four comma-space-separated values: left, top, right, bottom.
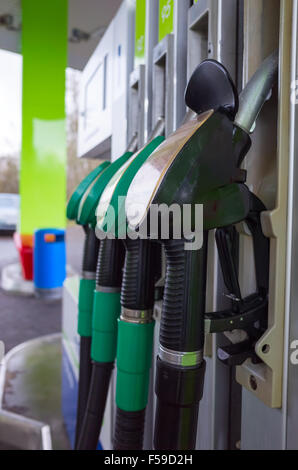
0, 155, 19, 194
0, 69, 100, 198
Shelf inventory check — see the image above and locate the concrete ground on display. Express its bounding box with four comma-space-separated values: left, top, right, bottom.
0, 225, 83, 352
0, 225, 84, 450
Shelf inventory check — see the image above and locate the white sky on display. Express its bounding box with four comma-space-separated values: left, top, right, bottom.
0, 49, 79, 159
0, 48, 22, 158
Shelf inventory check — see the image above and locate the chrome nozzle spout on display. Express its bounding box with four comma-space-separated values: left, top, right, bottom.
234, 50, 279, 134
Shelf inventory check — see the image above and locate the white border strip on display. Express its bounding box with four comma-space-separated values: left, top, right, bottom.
281, 0, 297, 450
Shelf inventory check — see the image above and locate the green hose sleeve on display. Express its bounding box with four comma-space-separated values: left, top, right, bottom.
78, 278, 96, 337
116, 320, 155, 412
91, 291, 121, 363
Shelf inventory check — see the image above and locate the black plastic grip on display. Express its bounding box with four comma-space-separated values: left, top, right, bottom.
121, 239, 161, 310
76, 362, 114, 450
160, 237, 208, 352
96, 239, 125, 288
75, 336, 92, 448
113, 408, 146, 450
154, 358, 206, 450
232, 125, 251, 168
82, 226, 100, 273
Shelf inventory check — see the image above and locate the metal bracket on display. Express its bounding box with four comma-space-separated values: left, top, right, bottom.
152, 34, 175, 138
235, 0, 291, 409
127, 65, 146, 150
188, 0, 237, 80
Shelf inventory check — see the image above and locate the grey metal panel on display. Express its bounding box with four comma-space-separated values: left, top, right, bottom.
152, 34, 175, 138
187, 0, 238, 450
78, 137, 111, 160
144, 0, 159, 141
173, 0, 190, 129
111, 2, 135, 160
240, 0, 293, 449
188, 0, 237, 77
195, 356, 214, 449
135, 300, 161, 450
188, 0, 210, 79
143, 318, 161, 450
218, 0, 237, 76
241, 390, 283, 450
194, 231, 233, 450
212, 337, 232, 450
189, 0, 209, 26
127, 65, 146, 150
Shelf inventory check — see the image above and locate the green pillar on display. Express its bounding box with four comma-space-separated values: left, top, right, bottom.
20, 0, 68, 235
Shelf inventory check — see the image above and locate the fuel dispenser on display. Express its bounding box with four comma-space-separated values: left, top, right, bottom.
62, 0, 297, 452
72, 50, 277, 451
126, 51, 277, 449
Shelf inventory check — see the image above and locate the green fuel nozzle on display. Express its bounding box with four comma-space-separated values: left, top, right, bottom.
76, 140, 164, 450
96, 138, 165, 451
75, 153, 132, 450
66, 161, 110, 447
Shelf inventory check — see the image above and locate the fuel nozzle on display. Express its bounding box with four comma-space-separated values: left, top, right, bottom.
76, 139, 164, 450
66, 161, 110, 447
74, 153, 134, 450
91, 137, 165, 451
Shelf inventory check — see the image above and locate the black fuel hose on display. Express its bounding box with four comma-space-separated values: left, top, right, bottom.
76, 238, 125, 450
154, 236, 208, 450
75, 226, 99, 448
113, 239, 161, 450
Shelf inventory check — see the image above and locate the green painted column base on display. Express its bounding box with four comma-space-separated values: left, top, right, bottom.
116, 320, 155, 412
91, 290, 121, 363
78, 278, 96, 337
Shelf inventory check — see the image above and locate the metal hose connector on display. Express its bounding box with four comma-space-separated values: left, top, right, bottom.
234, 50, 278, 133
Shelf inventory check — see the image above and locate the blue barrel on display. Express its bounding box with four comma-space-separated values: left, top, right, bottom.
34, 228, 66, 297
